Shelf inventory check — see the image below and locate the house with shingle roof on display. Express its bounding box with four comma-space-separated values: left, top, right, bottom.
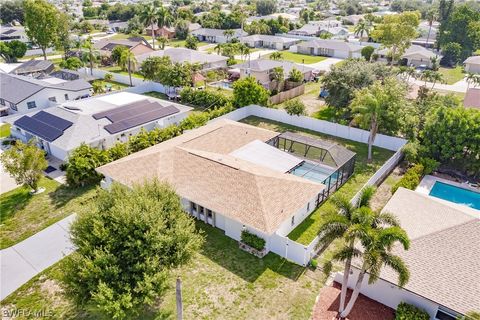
377, 45, 440, 67
191, 28, 247, 43
97, 119, 327, 251
464, 56, 480, 74
0, 73, 91, 116
337, 188, 480, 320
293, 39, 364, 59
240, 34, 300, 50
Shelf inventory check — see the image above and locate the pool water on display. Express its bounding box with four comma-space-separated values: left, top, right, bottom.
210, 81, 233, 89
429, 182, 480, 210
291, 162, 337, 185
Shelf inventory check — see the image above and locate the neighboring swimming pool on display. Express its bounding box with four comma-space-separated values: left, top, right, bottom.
209, 80, 233, 90
291, 161, 338, 185
429, 181, 480, 210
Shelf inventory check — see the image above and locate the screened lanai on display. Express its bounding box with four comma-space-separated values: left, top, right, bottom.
267, 131, 356, 204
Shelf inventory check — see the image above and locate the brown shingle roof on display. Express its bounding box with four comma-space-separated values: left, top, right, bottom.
97, 120, 325, 234
378, 188, 480, 314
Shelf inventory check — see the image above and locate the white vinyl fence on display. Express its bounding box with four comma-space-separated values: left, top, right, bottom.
78, 67, 151, 87
212, 105, 407, 266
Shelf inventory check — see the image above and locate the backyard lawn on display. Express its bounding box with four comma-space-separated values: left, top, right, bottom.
262, 51, 328, 64
241, 117, 394, 245
0, 177, 98, 249
2, 222, 326, 319
0, 123, 11, 138
438, 66, 465, 84
167, 39, 210, 48
101, 66, 144, 79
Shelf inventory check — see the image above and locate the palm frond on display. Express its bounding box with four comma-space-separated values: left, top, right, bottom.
378, 227, 410, 250
382, 253, 410, 287
375, 211, 400, 227
357, 186, 376, 208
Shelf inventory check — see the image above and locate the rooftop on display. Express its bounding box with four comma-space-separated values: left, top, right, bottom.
136, 47, 228, 65
297, 39, 364, 52
97, 119, 326, 234
192, 28, 247, 38
240, 34, 299, 44
232, 59, 315, 74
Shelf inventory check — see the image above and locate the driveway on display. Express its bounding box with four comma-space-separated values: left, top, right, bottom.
0, 149, 19, 194
0, 214, 76, 300
236, 48, 278, 61
303, 58, 343, 71
408, 77, 478, 93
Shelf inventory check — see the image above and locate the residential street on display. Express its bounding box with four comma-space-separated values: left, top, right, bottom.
0, 214, 76, 300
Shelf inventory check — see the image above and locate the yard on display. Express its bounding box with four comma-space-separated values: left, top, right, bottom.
241, 117, 394, 245
262, 51, 328, 64
167, 39, 210, 48
438, 66, 465, 84
100, 66, 144, 79
2, 222, 327, 319
0, 177, 98, 249
0, 123, 11, 138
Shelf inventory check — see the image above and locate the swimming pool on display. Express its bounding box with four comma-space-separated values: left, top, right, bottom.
429, 181, 480, 210
291, 162, 338, 185
209, 81, 233, 90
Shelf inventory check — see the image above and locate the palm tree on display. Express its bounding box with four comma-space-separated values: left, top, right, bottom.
119, 50, 137, 87
223, 29, 235, 43
239, 43, 251, 61
269, 66, 284, 92
429, 71, 444, 90
354, 20, 372, 44
466, 72, 478, 90
81, 36, 98, 76
339, 210, 410, 318
158, 6, 173, 33
214, 43, 224, 55
157, 36, 168, 50
269, 52, 283, 60
319, 187, 402, 314
140, 3, 158, 50
425, 9, 437, 47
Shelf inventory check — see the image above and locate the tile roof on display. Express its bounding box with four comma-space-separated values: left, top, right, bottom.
97, 120, 325, 234
376, 188, 480, 314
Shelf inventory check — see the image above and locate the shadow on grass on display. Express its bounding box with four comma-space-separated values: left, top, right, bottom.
48, 184, 97, 209
196, 222, 305, 283
0, 186, 32, 223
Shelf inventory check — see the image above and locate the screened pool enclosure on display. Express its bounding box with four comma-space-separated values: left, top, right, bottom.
267, 131, 356, 205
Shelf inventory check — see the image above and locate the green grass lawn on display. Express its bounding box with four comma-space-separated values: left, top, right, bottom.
101, 66, 144, 79
262, 51, 328, 64
167, 39, 210, 48
241, 117, 394, 245
0, 123, 11, 138
438, 66, 465, 84
2, 222, 326, 319
0, 177, 98, 249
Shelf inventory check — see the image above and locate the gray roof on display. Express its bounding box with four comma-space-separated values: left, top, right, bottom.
240, 34, 300, 44
93, 39, 148, 51
0, 74, 92, 104
232, 59, 315, 74
136, 48, 227, 65
11, 60, 54, 75
464, 56, 480, 64
375, 188, 480, 314
192, 28, 247, 38
377, 44, 438, 59
297, 39, 364, 52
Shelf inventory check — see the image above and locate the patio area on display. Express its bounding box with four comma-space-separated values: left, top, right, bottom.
312, 282, 395, 320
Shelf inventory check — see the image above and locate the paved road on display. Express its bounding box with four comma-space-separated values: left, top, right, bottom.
0, 214, 76, 300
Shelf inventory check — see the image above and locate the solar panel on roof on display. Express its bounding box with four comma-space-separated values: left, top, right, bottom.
92, 100, 150, 120
104, 105, 179, 134
14, 116, 63, 142
106, 102, 159, 122
32, 111, 73, 131
2, 29, 16, 35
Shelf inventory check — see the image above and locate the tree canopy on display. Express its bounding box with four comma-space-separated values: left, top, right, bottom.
255, 0, 277, 16
0, 40, 27, 62
64, 180, 203, 319
232, 76, 270, 108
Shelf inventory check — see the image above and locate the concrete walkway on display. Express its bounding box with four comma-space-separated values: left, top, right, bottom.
302, 58, 343, 71
0, 214, 76, 300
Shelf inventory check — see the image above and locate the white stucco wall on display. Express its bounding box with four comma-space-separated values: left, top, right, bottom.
276, 196, 318, 237
10, 88, 91, 114
465, 63, 480, 74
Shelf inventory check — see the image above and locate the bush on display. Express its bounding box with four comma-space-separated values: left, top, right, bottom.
180, 87, 231, 109
361, 46, 375, 61
395, 302, 429, 320
402, 141, 420, 163
284, 99, 306, 116
232, 76, 269, 108
59, 163, 68, 171
66, 144, 110, 187
418, 157, 439, 175
310, 259, 318, 268
241, 230, 266, 251
391, 164, 424, 194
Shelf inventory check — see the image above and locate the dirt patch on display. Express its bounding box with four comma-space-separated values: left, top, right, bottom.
370, 165, 405, 211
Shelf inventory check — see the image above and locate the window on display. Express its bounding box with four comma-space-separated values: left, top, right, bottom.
27, 101, 37, 109
435, 309, 456, 320
48, 96, 57, 102
64, 94, 69, 100
9, 102, 17, 111
307, 202, 310, 211
291, 216, 295, 226
0, 98, 5, 106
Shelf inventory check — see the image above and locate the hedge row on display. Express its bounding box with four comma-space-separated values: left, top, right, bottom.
180, 87, 231, 110
241, 230, 266, 251
66, 104, 233, 186
391, 164, 424, 194
395, 302, 429, 320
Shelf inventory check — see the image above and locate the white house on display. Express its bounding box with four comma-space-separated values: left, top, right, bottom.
464, 56, 480, 74
0, 25, 29, 43
377, 45, 440, 67
336, 188, 480, 320
293, 39, 364, 59
0, 73, 92, 116
8, 92, 192, 160
191, 28, 247, 44
240, 34, 300, 50
97, 120, 328, 252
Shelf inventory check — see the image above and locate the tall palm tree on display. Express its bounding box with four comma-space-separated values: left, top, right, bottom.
119, 50, 137, 87
466, 72, 478, 90
223, 29, 235, 43
214, 43, 224, 55
157, 36, 168, 50
354, 20, 372, 44
425, 9, 437, 47
339, 209, 410, 318
319, 187, 401, 314
81, 36, 98, 76
269, 66, 284, 92
158, 6, 174, 32
140, 3, 159, 50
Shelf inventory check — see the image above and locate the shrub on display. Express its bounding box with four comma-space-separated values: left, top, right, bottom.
391, 164, 424, 194
241, 230, 266, 251
419, 157, 439, 175
361, 45, 375, 61
395, 302, 429, 320
284, 99, 306, 116
104, 73, 113, 81
59, 163, 68, 171
180, 87, 231, 109
288, 67, 303, 82
232, 76, 269, 108
66, 144, 110, 187
402, 141, 420, 164
310, 259, 318, 268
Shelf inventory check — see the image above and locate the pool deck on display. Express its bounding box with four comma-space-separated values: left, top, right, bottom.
416, 175, 480, 217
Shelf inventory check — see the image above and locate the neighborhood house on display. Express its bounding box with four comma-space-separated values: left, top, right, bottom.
191, 28, 247, 43
292, 39, 364, 59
